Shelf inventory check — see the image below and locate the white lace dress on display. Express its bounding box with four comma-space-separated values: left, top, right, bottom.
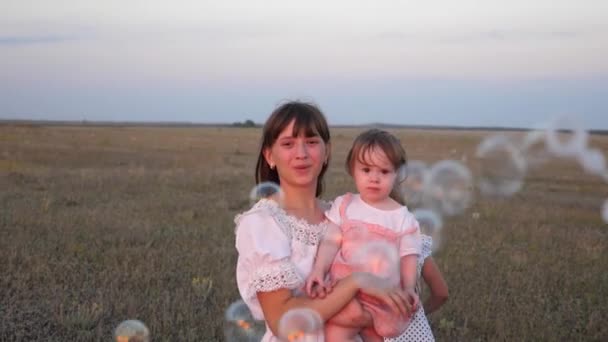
235, 199, 329, 342
385, 234, 435, 342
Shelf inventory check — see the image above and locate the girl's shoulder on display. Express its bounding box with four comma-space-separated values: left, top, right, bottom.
234, 199, 284, 234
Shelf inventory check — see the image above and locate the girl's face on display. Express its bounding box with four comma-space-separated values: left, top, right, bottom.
352, 147, 397, 204
264, 120, 329, 192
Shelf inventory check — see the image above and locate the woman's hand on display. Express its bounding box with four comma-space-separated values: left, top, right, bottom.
353, 272, 412, 317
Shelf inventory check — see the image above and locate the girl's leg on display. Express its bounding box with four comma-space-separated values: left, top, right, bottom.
360, 327, 383, 342
328, 298, 369, 327
324, 323, 361, 342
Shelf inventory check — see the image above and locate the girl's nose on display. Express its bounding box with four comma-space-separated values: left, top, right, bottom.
295, 141, 309, 158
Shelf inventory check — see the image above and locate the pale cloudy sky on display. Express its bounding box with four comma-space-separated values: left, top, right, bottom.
1, 0, 607, 128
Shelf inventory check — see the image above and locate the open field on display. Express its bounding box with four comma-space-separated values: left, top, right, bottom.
1, 124, 607, 341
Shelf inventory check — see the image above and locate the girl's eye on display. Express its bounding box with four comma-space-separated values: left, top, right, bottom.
281, 141, 293, 147
381, 169, 391, 174
307, 139, 319, 145
362, 167, 370, 173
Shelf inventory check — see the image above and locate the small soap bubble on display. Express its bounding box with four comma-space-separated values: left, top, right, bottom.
545, 116, 588, 158
422, 160, 474, 216
114, 320, 150, 342
351, 240, 400, 287
578, 148, 606, 176
413, 208, 444, 252
398, 160, 428, 208
520, 130, 551, 168
249, 182, 283, 206
224, 300, 265, 342
278, 308, 323, 341
476, 134, 527, 197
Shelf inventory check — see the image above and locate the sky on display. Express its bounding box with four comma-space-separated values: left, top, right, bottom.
1, 0, 607, 128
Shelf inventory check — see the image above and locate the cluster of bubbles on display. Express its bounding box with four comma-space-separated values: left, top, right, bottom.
114, 320, 150, 342
222, 300, 323, 341
398, 115, 608, 253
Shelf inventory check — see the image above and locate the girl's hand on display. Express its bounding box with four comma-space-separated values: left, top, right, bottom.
404, 287, 420, 313
353, 273, 411, 317
305, 269, 329, 298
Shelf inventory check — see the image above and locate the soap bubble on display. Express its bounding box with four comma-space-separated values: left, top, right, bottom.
545, 116, 588, 158
278, 308, 323, 341
520, 129, 551, 168
476, 134, 527, 197
114, 320, 150, 342
224, 300, 265, 342
351, 240, 400, 287
398, 160, 428, 208
413, 208, 444, 252
249, 182, 283, 206
422, 160, 473, 216
577, 148, 606, 176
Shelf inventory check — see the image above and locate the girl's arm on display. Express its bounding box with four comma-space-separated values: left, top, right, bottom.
421, 257, 448, 314
400, 254, 417, 289
399, 254, 419, 311
258, 273, 410, 336
305, 222, 341, 296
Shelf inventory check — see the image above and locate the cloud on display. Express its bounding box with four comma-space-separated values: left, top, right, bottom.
373, 29, 583, 44
0, 34, 85, 46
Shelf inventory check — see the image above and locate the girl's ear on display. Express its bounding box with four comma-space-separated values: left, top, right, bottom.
324, 142, 331, 165
263, 147, 274, 168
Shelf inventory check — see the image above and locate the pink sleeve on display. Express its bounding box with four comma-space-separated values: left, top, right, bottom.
398, 212, 422, 257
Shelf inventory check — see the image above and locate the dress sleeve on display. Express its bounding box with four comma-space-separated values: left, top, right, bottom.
324, 195, 344, 225
235, 209, 303, 304
398, 211, 422, 257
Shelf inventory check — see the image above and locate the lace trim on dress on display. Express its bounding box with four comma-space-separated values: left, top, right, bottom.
235, 198, 328, 246
246, 258, 304, 300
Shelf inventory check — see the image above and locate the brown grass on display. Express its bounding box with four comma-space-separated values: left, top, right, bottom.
1, 124, 607, 341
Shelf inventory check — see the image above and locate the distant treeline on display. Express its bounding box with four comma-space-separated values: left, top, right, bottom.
1, 119, 607, 135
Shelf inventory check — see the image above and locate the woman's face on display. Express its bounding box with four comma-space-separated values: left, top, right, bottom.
264, 119, 329, 191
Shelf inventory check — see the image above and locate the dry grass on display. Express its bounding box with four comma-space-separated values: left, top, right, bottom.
1, 124, 607, 341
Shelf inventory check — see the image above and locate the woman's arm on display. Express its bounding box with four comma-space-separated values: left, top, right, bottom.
421, 257, 448, 314
258, 273, 410, 336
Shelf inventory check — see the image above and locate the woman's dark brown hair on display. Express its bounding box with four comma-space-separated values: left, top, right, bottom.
345, 129, 407, 204
255, 101, 331, 197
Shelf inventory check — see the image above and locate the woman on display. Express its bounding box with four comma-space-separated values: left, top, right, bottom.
235, 101, 412, 341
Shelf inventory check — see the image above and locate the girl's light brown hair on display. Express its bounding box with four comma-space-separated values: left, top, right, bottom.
255, 101, 331, 197
345, 129, 407, 204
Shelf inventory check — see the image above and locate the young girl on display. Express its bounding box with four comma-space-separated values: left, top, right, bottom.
235, 103, 412, 342
385, 234, 449, 342
305, 129, 422, 341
